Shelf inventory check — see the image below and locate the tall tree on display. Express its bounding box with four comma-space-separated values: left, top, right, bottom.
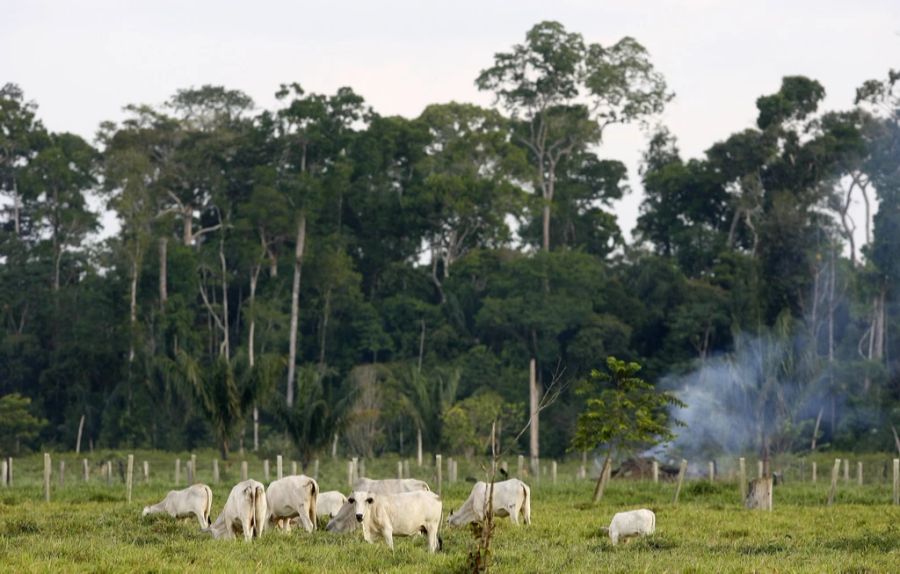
477, 21, 670, 252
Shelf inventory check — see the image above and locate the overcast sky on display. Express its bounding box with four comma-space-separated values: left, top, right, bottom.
3, 0, 898, 241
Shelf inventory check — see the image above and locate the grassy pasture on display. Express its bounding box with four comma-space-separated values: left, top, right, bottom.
1, 452, 898, 573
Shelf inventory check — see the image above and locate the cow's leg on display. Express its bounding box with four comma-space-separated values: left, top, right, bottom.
382, 527, 394, 550
296, 513, 314, 533
509, 505, 519, 525
195, 511, 208, 529
242, 518, 254, 542
426, 524, 438, 553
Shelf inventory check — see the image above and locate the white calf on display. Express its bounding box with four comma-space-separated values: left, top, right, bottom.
266, 474, 318, 532
447, 479, 531, 526
205, 479, 267, 541
607, 508, 656, 545
349, 490, 443, 553
142, 484, 213, 528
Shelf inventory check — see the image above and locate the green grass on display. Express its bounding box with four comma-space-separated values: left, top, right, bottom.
1, 452, 899, 572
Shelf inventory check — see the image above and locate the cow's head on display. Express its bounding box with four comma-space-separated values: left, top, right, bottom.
347, 491, 374, 523
141, 506, 150, 517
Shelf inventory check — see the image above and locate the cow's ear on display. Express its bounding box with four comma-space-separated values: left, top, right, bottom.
366, 497, 374, 504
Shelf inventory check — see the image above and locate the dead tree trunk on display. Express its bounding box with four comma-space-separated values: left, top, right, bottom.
286, 213, 307, 408
745, 477, 773, 510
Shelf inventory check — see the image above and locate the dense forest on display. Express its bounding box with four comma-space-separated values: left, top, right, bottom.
1, 22, 899, 462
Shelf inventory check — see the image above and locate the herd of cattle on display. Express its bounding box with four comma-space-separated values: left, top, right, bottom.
141, 475, 655, 551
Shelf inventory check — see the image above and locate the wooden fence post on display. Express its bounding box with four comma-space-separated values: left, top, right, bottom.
126, 454, 134, 503
277, 455, 283, 480
402, 459, 409, 480
263, 459, 270, 482
175, 459, 181, 485
43, 453, 51, 502
212, 459, 219, 484
106, 461, 112, 486
190, 454, 197, 484
313, 459, 320, 480
843, 459, 849, 483
83, 458, 89, 482
827, 458, 841, 506
143, 461, 149, 484
291, 461, 297, 476
351, 457, 358, 483
348, 460, 354, 487
397, 460, 403, 479
673, 459, 688, 504
552, 460, 558, 484
739, 457, 747, 502
652, 460, 659, 484
1, 459, 6, 487
708, 461, 715, 482
241, 460, 248, 482
59, 460, 65, 488
893, 459, 899, 505
359, 458, 366, 479
857, 462, 863, 486
517, 455, 524, 477
436, 454, 443, 496
812, 461, 817, 483
6, 457, 12, 486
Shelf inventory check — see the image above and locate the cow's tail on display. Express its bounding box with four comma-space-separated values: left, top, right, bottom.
253, 484, 267, 538
521, 481, 532, 525
308, 477, 319, 530
202, 484, 213, 528
650, 510, 656, 534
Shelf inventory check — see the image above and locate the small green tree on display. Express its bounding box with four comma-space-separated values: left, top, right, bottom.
0, 393, 48, 455
571, 356, 685, 502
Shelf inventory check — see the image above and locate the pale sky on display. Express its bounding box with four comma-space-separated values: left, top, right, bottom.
3, 0, 898, 242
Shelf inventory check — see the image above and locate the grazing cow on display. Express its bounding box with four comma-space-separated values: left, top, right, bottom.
316, 491, 348, 520
266, 474, 318, 532
142, 484, 213, 528
326, 478, 431, 533
353, 477, 430, 493
205, 479, 268, 541
606, 508, 656, 545
447, 479, 531, 527
349, 490, 443, 553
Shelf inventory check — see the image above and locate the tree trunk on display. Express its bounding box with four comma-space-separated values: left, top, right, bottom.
129, 257, 139, 364
75, 414, 85, 454
159, 237, 168, 308
182, 207, 193, 246
286, 213, 307, 408
249, 263, 261, 451
529, 358, 539, 466
417, 319, 425, 373
592, 452, 613, 503
12, 178, 20, 236
219, 236, 230, 360
542, 203, 551, 252
744, 477, 773, 510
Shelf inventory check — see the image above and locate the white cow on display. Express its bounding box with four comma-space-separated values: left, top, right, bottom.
349, 490, 443, 553
606, 508, 656, 545
266, 474, 318, 532
205, 479, 268, 541
447, 479, 531, 527
142, 484, 213, 528
316, 491, 348, 520
353, 477, 431, 493
326, 478, 431, 533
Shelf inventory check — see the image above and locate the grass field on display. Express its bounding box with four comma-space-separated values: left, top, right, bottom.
1, 451, 899, 573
